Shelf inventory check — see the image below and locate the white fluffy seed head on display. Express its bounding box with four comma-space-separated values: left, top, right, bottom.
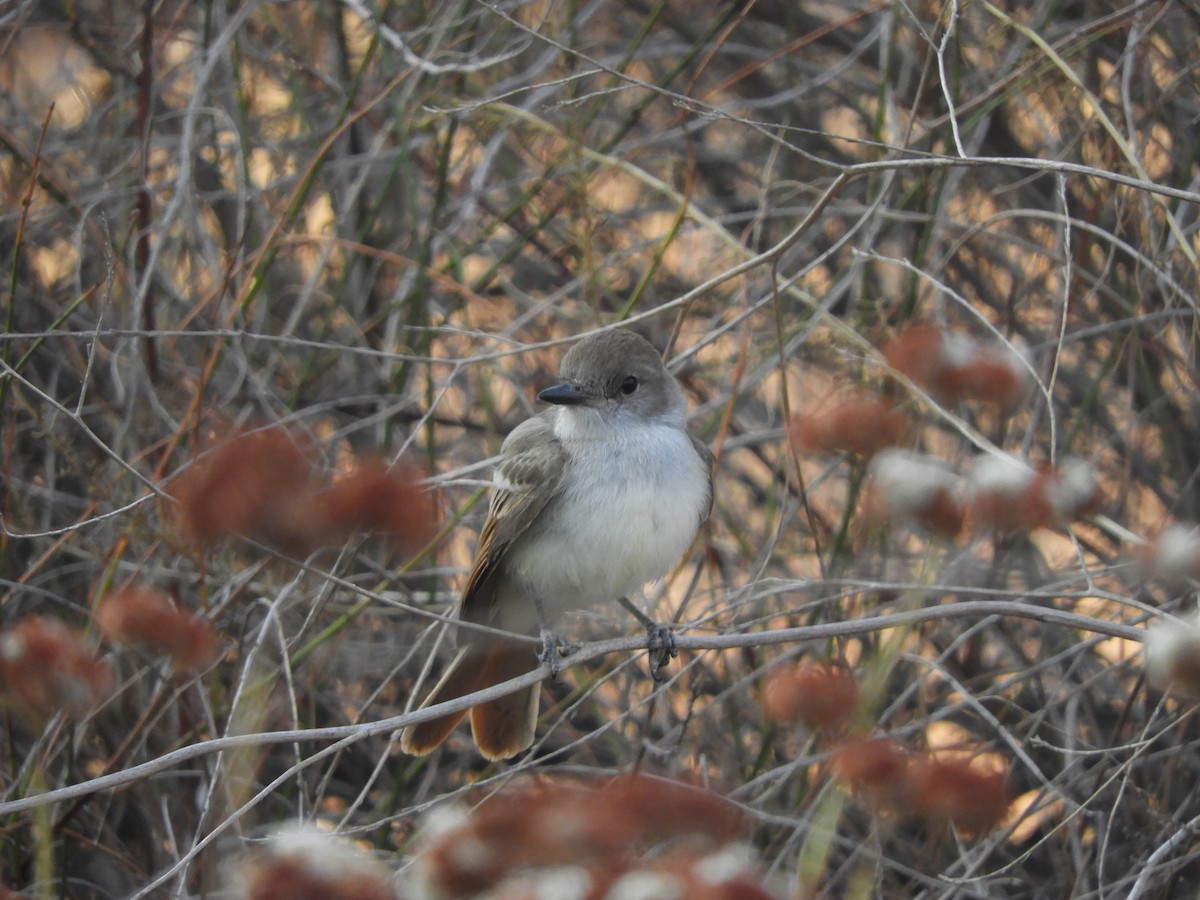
0, 632, 24, 662
605, 871, 687, 900
869, 449, 958, 514
264, 825, 370, 881
1045, 457, 1099, 518
1145, 612, 1200, 697
692, 844, 757, 885
938, 331, 980, 368
1150, 525, 1200, 580
231, 824, 396, 899
478, 866, 592, 900
968, 454, 1034, 497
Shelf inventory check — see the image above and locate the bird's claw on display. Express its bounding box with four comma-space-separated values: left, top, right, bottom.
646, 623, 677, 682
617, 595, 677, 680
538, 628, 576, 680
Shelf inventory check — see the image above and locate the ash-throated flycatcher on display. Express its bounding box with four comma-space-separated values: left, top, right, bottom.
399, 330, 713, 760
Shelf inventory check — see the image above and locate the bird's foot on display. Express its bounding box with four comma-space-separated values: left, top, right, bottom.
645, 622, 678, 682
537, 627, 576, 679
617, 595, 678, 680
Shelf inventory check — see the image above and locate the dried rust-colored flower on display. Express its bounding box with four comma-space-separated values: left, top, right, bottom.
413, 776, 753, 899
167, 426, 436, 557
881, 322, 945, 394
968, 455, 1102, 534
832, 736, 1011, 837
905, 756, 1011, 837
762, 660, 859, 732
790, 394, 907, 457
166, 426, 319, 553
830, 737, 912, 815
311, 460, 435, 551
882, 322, 1029, 410
0, 616, 112, 722
95, 584, 217, 673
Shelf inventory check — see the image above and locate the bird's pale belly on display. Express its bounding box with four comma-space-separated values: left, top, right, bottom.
507, 432, 706, 616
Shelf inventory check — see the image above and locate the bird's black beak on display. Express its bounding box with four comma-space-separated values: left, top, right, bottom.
538, 383, 592, 406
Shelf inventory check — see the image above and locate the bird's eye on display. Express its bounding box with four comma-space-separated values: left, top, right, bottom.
619, 375, 639, 395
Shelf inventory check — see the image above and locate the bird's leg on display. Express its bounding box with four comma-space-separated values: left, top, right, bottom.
532, 596, 575, 679
617, 596, 677, 681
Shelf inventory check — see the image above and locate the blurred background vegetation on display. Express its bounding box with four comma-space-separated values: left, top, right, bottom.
3, 0, 1200, 896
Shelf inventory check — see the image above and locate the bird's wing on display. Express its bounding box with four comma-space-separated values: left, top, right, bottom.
691, 434, 716, 523
459, 412, 567, 627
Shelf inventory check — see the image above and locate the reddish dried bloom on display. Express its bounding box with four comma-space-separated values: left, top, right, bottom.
600, 775, 745, 847
938, 354, 1027, 410
763, 660, 859, 732
0, 616, 112, 721
791, 394, 907, 457
413, 776, 750, 898
167, 426, 319, 553
833, 736, 1012, 837
968, 455, 1102, 533
881, 322, 945, 394
167, 427, 437, 557
905, 757, 1011, 836
967, 455, 1047, 533
865, 449, 964, 540
830, 737, 912, 814
96, 584, 217, 673
883, 322, 1029, 410
234, 826, 397, 900
311, 460, 435, 551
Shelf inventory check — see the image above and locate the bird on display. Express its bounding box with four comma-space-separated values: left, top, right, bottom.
399, 330, 713, 760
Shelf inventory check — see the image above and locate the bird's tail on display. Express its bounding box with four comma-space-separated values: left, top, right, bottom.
399, 638, 540, 760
